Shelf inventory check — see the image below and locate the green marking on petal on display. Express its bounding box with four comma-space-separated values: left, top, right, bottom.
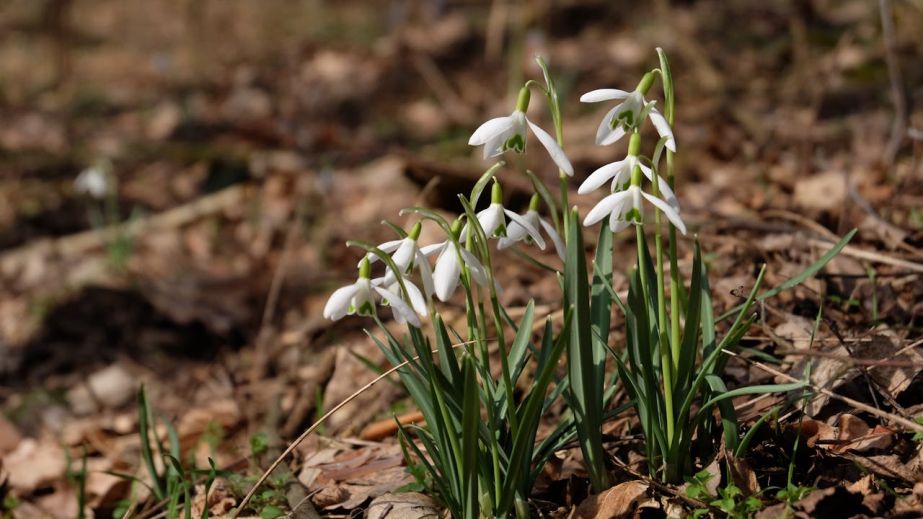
504, 133, 525, 153
626, 207, 642, 223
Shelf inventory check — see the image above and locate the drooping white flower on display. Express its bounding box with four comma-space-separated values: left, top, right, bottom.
372, 277, 427, 327
463, 182, 545, 250
580, 87, 675, 151
324, 258, 423, 327
497, 194, 564, 260
74, 166, 109, 199
323, 274, 376, 321
363, 222, 435, 297
583, 185, 687, 235
468, 86, 574, 176
421, 228, 490, 302
578, 155, 678, 210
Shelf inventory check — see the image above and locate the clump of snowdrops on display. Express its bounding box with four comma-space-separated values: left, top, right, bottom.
323, 50, 852, 518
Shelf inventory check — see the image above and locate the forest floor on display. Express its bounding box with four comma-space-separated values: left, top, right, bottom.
1, 1, 923, 517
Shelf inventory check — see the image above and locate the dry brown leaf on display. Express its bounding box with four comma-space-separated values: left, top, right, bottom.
190, 478, 237, 518
854, 328, 923, 397
835, 414, 892, 453
725, 452, 761, 496
5, 438, 67, 493
793, 171, 847, 212
0, 415, 22, 455
574, 480, 649, 519
366, 492, 442, 519
793, 419, 835, 448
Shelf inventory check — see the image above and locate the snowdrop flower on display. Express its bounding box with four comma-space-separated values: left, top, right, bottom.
580, 72, 675, 151
468, 86, 574, 176
421, 220, 490, 302
373, 276, 427, 327
363, 222, 435, 297
464, 182, 545, 249
323, 258, 422, 327
74, 166, 109, 199
498, 194, 564, 260
578, 134, 678, 210
583, 184, 687, 236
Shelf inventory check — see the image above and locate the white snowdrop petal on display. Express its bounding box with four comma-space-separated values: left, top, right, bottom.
599, 125, 627, 146
584, 191, 631, 226
477, 204, 504, 237
649, 108, 676, 152
415, 251, 435, 298
362, 240, 403, 265
527, 119, 574, 176
459, 249, 489, 287
419, 242, 446, 257
323, 283, 360, 320
433, 245, 461, 301
539, 217, 565, 261
504, 209, 545, 250
596, 105, 621, 145
401, 280, 428, 316
642, 192, 688, 235
578, 159, 628, 194
469, 116, 515, 145
373, 287, 422, 327
580, 89, 631, 103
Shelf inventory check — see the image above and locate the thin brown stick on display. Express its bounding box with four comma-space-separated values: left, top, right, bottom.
721, 348, 923, 434
230, 339, 477, 518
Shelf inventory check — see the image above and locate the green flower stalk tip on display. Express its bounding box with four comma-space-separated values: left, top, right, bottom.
358, 257, 371, 279
627, 132, 641, 157
491, 181, 503, 204
408, 221, 422, 241
515, 85, 532, 113
528, 193, 541, 212
636, 71, 655, 95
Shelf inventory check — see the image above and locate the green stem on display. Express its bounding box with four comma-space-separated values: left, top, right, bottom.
634, 187, 675, 458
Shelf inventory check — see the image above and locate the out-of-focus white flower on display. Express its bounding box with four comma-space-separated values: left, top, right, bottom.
580, 88, 675, 151
497, 194, 564, 260
578, 155, 678, 210
323, 258, 423, 327
421, 233, 490, 302
468, 86, 574, 176
583, 185, 687, 235
74, 166, 109, 199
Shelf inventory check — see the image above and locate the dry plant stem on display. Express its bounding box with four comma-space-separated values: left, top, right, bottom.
230, 340, 477, 518
721, 348, 923, 434
0, 185, 245, 275
805, 238, 923, 273
879, 0, 907, 164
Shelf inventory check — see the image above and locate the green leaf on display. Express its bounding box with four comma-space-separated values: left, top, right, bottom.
700, 381, 807, 411
137, 386, 165, 499
704, 375, 738, 452
563, 209, 610, 491
460, 357, 480, 519
508, 300, 536, 385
